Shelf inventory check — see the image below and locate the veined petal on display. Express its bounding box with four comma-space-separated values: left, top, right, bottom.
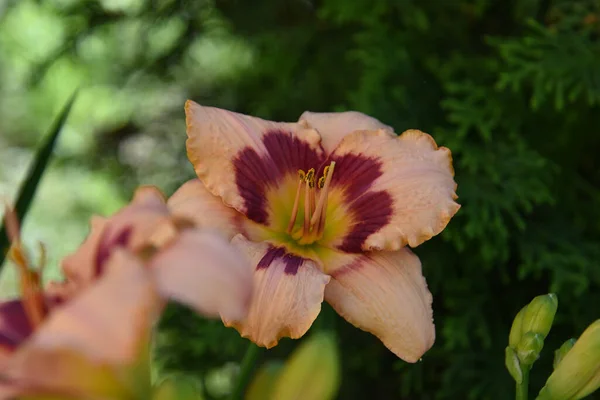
299, 110, 395, 153
224, 235, 330, 348
323, 247, 434, 362
2, 249, 160, 399
185, 101, 324, 227
325, 129, 459, 252
150, 229, 253, 322
167, 179, 248, 240
61, 186, 175, 290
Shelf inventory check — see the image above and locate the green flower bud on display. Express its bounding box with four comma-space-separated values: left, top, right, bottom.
509, 294, 557, 351
509, 305, 528, 349
522, 294, 558, 339
153, 375, 203, 400
537, 320, 600, 400
516, 332, 544, 366
505, 346, 523, 384
246, 361, 284, 400
553, 338, 576, 370
271, 333, 341, 400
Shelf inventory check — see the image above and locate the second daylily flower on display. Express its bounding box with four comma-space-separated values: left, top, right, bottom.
172, 101, 460, 362
0, 187, 253, 399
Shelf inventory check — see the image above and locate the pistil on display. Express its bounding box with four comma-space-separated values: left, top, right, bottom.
286, 162, 335, 244
303, 169, 315, 234
286, 170, 306, 233
310, 161, 335, 229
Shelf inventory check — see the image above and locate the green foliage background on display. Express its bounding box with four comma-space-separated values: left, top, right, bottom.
1, 0, 599, 398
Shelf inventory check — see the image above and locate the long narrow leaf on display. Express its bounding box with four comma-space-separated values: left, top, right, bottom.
0, 90, 79, 271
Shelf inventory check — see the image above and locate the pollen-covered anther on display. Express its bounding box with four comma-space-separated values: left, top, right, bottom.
287, 162, 335, 243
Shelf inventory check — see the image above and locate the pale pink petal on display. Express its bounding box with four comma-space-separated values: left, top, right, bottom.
324, 248, 434, 363
2, 249, 160, 398
298, 110, 395, 153
324, 129, 460, 252
223, 235, 330, 348
61, 186, 175, 289
60, 215, 108, 287
150, 229, 253, 322
185, 101, 325, 227
167, 179, 247, 240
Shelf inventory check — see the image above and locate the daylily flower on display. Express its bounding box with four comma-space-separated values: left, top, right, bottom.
0, 187, 253, 399
171, 101, 460, 362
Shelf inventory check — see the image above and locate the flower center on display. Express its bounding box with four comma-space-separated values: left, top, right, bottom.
285, 161, 336, 245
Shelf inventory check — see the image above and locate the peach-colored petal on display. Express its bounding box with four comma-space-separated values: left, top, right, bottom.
223, 235, 330, 348
167, 179, 247, 240
323, 247, 434, 363
299, 110, 395, 153
61, 185, 175, 290
325, 129, 459, 252
150, 229, 253, 322
185, 101, 325, 227
2, 249, 160, 399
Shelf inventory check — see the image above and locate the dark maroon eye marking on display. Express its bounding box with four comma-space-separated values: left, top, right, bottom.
325, 153, 393, 253
0, 299, 33, 351
257, 245, 306, 276
233, 130, 324, 225
95, 226, 133, 277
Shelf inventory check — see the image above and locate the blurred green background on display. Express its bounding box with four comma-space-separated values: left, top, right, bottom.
1, 0, 599, 398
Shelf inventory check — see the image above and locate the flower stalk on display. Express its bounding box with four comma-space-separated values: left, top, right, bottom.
230, 342, 263, 400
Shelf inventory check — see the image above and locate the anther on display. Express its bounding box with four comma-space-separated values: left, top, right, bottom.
310, 161, 336, 228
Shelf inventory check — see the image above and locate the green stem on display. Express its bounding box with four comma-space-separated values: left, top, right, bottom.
516, 367, 530, 400
230, 342, 263, 400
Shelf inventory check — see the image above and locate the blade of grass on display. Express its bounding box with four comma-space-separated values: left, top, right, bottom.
0, 90, 79, 271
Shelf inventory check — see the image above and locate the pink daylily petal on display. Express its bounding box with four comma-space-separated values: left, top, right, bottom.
150, 229, 253, 322
61, 186, 174, 290
167, 179, 246, 240
298, 110, 395, 153
325, 129, 459, 252
185, 101, 324, 227
324, 247, 434, 363
223, 235, 330, 348
1, 249, 160, 399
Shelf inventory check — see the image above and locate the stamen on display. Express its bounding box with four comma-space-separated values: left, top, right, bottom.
317, 191, 328, 235
4, 205, 46, 329
9, 244, 45, 329
310, 161, 336, 228
286, 170, 306, 233
303, 168, 315, 233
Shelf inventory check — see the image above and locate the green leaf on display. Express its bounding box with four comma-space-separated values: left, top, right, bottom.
0, 90, 78, 272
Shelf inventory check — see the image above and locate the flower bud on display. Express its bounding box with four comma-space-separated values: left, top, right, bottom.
246, 361, 283, 400
553, 338, 576, 369
153, 375, 203, 400
271, 333, 340, 400
521, 294, 558, 339
509, 305, 527, 349
505, 346, 523, 384
516, 332, 544, 366
537, 320, 600, 400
